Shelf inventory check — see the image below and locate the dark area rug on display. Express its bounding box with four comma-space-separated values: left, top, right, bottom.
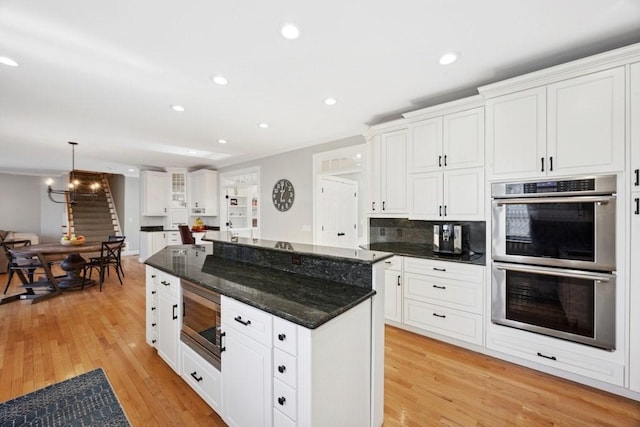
0, 368, 131, 427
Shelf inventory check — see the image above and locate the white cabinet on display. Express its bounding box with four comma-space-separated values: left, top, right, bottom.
487, 325, 625, 386
368, 125, 408, 214
189, 170, 219, 216
222, 296, 273, 427
383, 256, 403, 323
407, 106, 484, 221
139, 231, 170, 262
141, 171, 169, 216
409, 167, 484, 220
629, 61, 640, 393
402, 258, 484, 346
181, 343, 222, 412
486, 67, 625, 180
168, 169, 188, 208
154, 270, 181, 374
145, 266, 159, 347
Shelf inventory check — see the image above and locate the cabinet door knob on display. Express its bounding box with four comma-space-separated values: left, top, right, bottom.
278, 365, 286, 374
277, 397, 286, 406
278, 333, 286, 341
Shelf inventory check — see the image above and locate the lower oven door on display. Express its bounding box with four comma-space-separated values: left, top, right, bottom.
491, 262, 616, 350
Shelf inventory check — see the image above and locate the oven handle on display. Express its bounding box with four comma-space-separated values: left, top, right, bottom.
493, 262, 613, 282
494, 195, 615, 206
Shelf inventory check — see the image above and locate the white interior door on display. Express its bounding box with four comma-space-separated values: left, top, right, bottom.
316, 176, 358, 248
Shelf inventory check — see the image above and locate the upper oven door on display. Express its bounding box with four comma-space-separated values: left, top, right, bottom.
492, 195, 616, 271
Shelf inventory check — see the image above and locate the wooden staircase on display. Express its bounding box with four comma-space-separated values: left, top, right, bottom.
67, 172, 122, 242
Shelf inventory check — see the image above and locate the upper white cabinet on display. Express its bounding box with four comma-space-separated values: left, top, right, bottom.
486, 66, 625, 180
188, 169, 219, 216
405, 101, 485, 221
141, 171, 169, 216
408, 107, 484, 173
168, 169, 188, 208
368, 124, 408, 215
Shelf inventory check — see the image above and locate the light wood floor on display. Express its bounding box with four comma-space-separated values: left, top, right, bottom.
1, 257, 638, 426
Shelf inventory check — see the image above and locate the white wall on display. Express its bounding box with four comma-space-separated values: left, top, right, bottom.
0, 173, 42, 235
219, 135, 365, 244
123, 176, 140, 252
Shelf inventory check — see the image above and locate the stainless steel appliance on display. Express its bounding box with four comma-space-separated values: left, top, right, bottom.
492, 175, 616, 271
181, 279, 223, 370
433, 224, 462, 254
491, 175, 617, 350
492, 262, 616, 349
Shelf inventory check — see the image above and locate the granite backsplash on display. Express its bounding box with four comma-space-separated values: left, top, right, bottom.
369, 218, 486, 255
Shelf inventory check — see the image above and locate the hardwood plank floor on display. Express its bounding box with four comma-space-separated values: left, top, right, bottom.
1, 256, 638, 426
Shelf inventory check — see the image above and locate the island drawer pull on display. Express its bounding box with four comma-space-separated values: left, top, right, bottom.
433, 267, 447, 272
234, 316, 251, 326
190, 371, 203, 382
432, 313, 446, 319
278, 396, 286, 406
278, 333, 286, 341
278, 365, 286, 374
432, 285, 446, 290
220, 331, 226, 352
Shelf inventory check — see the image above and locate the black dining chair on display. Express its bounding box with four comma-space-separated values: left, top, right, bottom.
1, 240, 43, 294
82, 239, 125, 291
108, 235, 126, 278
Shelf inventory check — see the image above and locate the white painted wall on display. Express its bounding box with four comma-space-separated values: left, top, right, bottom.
219, 135, 365, 244
0, 173, 42, 235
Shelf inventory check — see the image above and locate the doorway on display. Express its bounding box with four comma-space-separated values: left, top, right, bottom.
219, 168, 260, 238
316, 176, 358, 248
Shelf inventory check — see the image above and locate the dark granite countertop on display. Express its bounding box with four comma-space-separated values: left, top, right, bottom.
360, 242, 486, 266
145, 245, 377, 329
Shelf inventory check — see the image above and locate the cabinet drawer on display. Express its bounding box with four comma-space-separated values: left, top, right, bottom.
404, 300, 483, 345
222, 296, 273, 346
382, 255, 403, 271
487, 327, 624, 386
181, 344, 222, 411
274, 348, 297, 389
404, 257, 484, 283
156, 270, 180, 296
274, 408, 296, 427
274, 378, 297, 421
273, 317, 298, 355
404, 273, 483, 314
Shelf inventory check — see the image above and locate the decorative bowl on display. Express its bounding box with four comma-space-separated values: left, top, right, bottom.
60, 238, 85, 246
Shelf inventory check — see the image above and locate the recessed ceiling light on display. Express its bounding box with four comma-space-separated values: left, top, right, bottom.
439, 52, 459, 65
171, 104, 185, 112
211, 75, 228, 85
0, 56, 18, 67
218, 139, 227, 144
258, 122, 269, 129
188, 150, 197, 154
127, 168, 136, 172
324, 97, 337, 106
281, 23, 300, 40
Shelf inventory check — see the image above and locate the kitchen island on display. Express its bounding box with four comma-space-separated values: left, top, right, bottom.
145, 236, 391, 427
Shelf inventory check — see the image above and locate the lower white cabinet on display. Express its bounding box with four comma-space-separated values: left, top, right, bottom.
396, 257, 485, 346
156, 270, 181, 373
145, 266, 159, 347
221, 295, 373, 427
383, 256, 403, 323
487, 325, 625, 386
222, 296, 273, 427
181, 343, 222, 412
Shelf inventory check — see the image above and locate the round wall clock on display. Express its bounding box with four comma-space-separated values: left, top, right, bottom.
272, 178, 295, 212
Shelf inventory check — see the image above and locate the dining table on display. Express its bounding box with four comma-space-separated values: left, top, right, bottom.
7, 241, 103, 303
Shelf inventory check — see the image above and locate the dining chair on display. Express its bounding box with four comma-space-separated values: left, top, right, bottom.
108, 235, 126, 278
179, 225, 195, 244
1, 240, 43, 294
82, 239, 125, 291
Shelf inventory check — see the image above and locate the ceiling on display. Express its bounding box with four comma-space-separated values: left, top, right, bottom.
1, 1, 639, 178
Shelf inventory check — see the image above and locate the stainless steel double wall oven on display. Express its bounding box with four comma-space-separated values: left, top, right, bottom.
491, 175, 617, 350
